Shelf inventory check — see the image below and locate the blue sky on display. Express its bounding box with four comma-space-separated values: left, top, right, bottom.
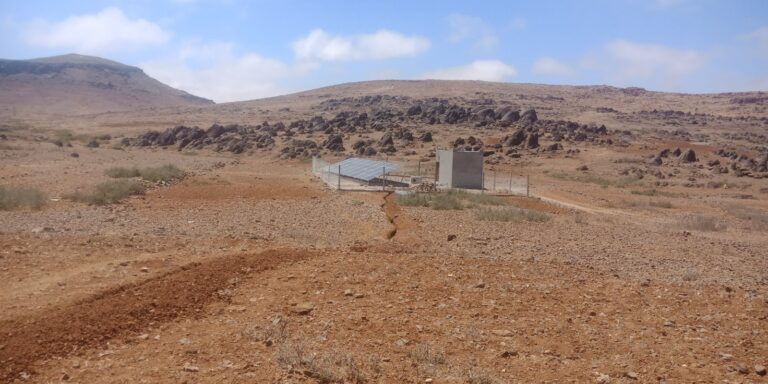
1, 0, 767, 102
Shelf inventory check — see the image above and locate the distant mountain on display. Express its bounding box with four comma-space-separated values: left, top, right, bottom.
0, 54, 213, 116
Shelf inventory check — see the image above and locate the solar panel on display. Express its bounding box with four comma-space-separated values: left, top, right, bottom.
327, 157, 400, 182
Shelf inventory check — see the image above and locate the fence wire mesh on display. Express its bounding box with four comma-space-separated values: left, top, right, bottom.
312, 156, 529, 196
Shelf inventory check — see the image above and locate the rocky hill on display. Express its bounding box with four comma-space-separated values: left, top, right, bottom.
0, 54, 213, 116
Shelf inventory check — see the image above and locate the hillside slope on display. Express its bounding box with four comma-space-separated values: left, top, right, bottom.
0, 54, 213, 116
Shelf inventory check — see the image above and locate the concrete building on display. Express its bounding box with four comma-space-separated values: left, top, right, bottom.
436, 150, 484, 189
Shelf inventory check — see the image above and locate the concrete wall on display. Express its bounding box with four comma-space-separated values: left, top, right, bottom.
437, 150, 484, 189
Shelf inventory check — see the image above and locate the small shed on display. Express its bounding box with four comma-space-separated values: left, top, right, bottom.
436, 150, 484, 189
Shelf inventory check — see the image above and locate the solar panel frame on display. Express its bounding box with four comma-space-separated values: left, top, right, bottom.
327, 157, 400, 182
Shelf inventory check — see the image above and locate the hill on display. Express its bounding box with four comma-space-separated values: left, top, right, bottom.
0, 54, 213, 116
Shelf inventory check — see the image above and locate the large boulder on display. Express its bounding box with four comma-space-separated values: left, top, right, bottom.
679, 149, 697, 163
519, 108, 538, 125
406, 105, 422, 116
323, 134, 344, 152
504, 130, 527, 146
378, 132, 394, 147
500, 110, 521, 123
525, 132, 539, 149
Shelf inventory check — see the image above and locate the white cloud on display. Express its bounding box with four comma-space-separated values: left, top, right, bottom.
594, 39, 704, 88
23, 7, 170, 54
746, 26, 768, 53
292, 29, 430, 61
532, 57, 574, 76
142, 42, 311, 102
447, 13, 498, 50
422, 60, 517, 82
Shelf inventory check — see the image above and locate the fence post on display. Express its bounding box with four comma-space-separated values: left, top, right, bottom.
417, 160, 421, 177
493, 170, 496, 192
526, 174, 530, 197
382, 166, 386, 191
338, 164, 341, 191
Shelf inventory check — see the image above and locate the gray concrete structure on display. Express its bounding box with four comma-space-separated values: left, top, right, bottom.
436, 150, 484, 189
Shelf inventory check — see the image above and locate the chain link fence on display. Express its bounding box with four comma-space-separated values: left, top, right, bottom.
312, 156, 529, 196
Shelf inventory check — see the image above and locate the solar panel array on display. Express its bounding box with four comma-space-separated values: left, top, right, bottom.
327, 157, 400, 182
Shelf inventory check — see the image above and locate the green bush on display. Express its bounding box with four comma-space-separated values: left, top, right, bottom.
0, 186, 45, 210
68, 180, 145, 205
475, 206, 550, 222
430, 194, 464, 210
396, 193, 431, 207
397, 189, 505, 210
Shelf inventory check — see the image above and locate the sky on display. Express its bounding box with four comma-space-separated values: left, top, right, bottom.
1, 0, 767, 102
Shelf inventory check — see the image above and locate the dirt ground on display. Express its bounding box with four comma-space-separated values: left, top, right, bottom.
1, 81, 768, 383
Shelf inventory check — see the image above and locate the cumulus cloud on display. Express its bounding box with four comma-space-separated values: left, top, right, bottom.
422, 60, 517, 82
593, 39, 704, 88
532, 57, 574, 76
292, 29, 430, 61
605, 40, 704, 80
23, 7, 169, 54
447, 13, 498, 50
142, 42, 311, 102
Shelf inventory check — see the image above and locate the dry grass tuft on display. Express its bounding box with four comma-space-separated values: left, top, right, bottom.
106, 164, 185, 183
67, 180, 145, 205
276, 341, 366, 383
0, 186, 45, 210
678, 214, 727, 232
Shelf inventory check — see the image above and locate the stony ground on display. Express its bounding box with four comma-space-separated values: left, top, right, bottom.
1, 80, 768, 383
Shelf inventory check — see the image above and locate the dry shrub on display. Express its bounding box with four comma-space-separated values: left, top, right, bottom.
408, 343, 446, 366
242, 315, 288, 344
276, 341, 365, 383
466, 367, 500, 384
0, 186, 45, 210
67, 180, 145, 205
679, 214, 727, 232
106, 164, 184, 183
725, 205, 768, 231
648, 200, 673, 209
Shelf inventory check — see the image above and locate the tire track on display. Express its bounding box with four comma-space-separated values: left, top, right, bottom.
0, 248, 315, 382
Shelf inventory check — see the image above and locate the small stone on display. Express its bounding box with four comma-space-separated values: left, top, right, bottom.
119, 261, 129, 267
474, 281, 486, 289
755, 365, 766, 376
293, 302, 314, 315
179, 337, 191, 345
596, 373, 611, 384
343, 289, 354, 296
61, 373, 70, 381
182, 363, 199, 372
226, 305, 246, 312
720, 353, 733, 361
71, 361, 80, 369
737, 363, 749, 374
140, 267, 149, 273
425, 379, 433, 383
395, 338, 410, 347
500, 350, 518, 358
624, 371, 638, 380
137, 334, 149, 340
491, 329, 513, 337
663, 320, 675, 327
354, 293, 365, 299
447, 234, 457, 241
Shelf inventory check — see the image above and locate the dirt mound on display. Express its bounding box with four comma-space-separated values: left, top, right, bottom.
0, 248, 314, 382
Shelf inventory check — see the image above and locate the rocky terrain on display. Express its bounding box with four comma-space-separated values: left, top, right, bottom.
1, 76, 767, 383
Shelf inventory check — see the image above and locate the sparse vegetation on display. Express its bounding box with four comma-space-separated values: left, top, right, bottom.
276, 341, 365, 383
105, 164, 185, 183
67, 179, 146, 205
679, 214, 727, 232
725, 205, 768, 231
550, 172, 642, 188
466, 367, 500, 384
631, 188, 684, 198
475, 206, 550, 222
408, 343, 446, 366
0, 186, 45, 210
397, 189, 506, 211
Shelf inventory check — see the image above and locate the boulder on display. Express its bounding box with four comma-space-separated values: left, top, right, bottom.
679, 149, 697, 163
